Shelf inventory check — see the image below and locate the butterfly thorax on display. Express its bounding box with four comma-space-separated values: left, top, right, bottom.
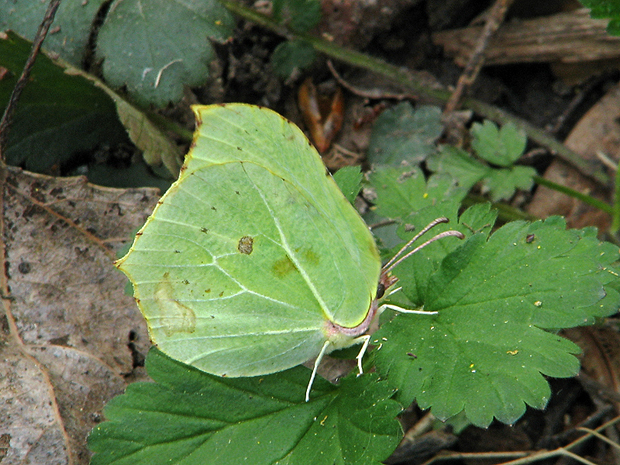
322, 299, 379, 351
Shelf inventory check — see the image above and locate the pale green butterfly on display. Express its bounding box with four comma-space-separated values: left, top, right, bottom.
116, 104, 462, 401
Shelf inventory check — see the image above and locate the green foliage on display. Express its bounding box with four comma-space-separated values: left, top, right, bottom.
97, 0, 234, 107
333, 165, 364, 204
90, 104, 620, 462
89, 348, 402, 465
369, 166, 465, 218
367, 103, 444, 166
271, 39, 317, 79
273, 0, 322, 32
374, 206, 619, 426
471, 120, 527, 167
0, 32, 181, 178
0, 0, 234, 107
0, 0, 106, 65
0, 32, 127, 172
427, 121, 535, 201
270, 0, 322, 78
578, 0, 620, 35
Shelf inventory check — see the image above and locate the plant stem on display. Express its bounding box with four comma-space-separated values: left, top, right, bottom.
533, 175, 612, 214
611, 169, 620, 233
220, 0, 609, 186
0, 0, 62, 160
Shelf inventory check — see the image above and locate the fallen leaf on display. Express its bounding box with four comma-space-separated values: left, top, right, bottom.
1, 167, 158, 464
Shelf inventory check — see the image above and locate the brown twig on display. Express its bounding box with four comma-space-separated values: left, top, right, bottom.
0, 0, 62, 160
327, 60, 418, 101
444, 0, 516, 114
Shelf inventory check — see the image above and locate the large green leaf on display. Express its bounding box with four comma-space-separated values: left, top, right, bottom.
97, 0, 234, 106
88, 348, 403, 465
0, 0, 105, 64
0, 32, 127, 172
374, 211, 620, 427
369, 165, 465, 219
367, 103, 443, 166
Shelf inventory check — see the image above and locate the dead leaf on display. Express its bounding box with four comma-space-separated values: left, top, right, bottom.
1, 167, 159, 464
526, 81, 620, 230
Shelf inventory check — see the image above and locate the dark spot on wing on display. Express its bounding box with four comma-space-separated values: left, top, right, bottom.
238, 236, 254, 255
302, 248, 319, 266
272, 255, 298, 277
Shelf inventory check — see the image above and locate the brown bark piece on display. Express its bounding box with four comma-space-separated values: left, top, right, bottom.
433, 9, 620, 66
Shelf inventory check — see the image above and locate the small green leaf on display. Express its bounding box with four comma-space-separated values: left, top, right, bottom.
482, 165, 536, 202
578, 0, 620, 35
0, 0, 106, 65
471, 121, 527, 167
369, 165, 465, 219
429, 137, 535, 201
88, 348, 403, 465
271, 39, 317, 79
375, 216, 620, 427
0, 32, 128, 172
333, 165, 363, 204
97, 0, 234, 106
367, 103, 443, 166
427, 145, 490, 191
273, 0, 322, 32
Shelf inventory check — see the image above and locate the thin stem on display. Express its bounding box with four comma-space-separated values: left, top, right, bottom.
533, 175, 612, 215
0, 0, 62, 160
612, 168, 620, 233
445, 0, 516, 112
220, 0, 609, 185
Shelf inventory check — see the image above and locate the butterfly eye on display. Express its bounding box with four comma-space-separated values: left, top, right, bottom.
376, 282, 385, 300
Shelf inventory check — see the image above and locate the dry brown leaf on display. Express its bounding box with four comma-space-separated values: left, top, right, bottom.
1, 167, 159, 464
526, 81, 620, 229
563, 325, 620, 408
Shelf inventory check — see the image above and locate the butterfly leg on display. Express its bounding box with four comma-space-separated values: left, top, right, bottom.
306, 340, 332, 402
354, 334, 371, 376
380, 303, 438, 315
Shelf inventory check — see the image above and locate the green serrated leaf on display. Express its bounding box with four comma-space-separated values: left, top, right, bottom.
367, 103, 443, 166
427, 145, 490, 191
369, 166, 464, 219
384, 203, 494, 306
374, 217, 620, 427
89, 348, 402, 465
0, 0, 106, 65
97, 0, 234, 107
471, 121, 527, 167
578, 0, 620, 35
333, 165, 363, 204
482, 165, 536, 201
273, 0, 322, 32
271, 39, 317, 79
0, 32, 128, 172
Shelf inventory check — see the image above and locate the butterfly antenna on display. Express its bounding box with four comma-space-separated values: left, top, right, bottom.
382, 220, 464, 276
382, 217, 449, 271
